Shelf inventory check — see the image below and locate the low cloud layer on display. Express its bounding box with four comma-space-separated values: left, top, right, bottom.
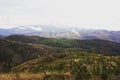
0, 0, 120, 30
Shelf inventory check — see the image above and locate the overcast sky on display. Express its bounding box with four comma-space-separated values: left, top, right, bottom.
0, 0, 120, 30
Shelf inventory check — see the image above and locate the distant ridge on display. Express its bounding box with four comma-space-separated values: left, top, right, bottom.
0, 25, 120, 43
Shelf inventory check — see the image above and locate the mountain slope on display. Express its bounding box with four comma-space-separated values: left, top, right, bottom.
0, 34, 4, 38
0, 25, 120, 43
12, 52, 120, 80
0, 39, 58, 71
5, 35, 120, 55
80, 30, 120, 43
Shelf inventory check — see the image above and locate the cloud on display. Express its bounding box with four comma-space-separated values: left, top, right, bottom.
0, 0, 120, 30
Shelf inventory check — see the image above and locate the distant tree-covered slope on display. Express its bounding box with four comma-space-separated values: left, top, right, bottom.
1, 26, 120, 43
0, 34, 4, 38
5, 35, 120, 55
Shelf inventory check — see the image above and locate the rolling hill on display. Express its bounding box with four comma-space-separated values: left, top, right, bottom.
0, 35, 120, 79
5, 35, 120, 55
0, 39, 59, 72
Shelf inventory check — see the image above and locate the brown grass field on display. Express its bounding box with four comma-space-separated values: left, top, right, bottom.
0, 73, 45, 80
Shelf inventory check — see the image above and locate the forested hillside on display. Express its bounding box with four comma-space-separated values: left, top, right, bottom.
5, 35, 120, 55
0, 35, 120, 80
0, 39, 59, 72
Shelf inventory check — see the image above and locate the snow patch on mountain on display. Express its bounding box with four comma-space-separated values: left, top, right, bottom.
29, 26, 42, 31
71, 28, 81, 36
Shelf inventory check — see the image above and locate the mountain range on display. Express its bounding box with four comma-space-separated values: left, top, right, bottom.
0, 27, 120, 79
0, 25, 120, 43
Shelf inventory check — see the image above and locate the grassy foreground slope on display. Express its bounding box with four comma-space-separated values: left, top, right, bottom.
12, 52, 120, 80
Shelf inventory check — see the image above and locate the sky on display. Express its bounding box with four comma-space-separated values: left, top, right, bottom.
0, 0, 120, 30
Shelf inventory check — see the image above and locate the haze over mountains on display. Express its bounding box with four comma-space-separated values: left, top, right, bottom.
0, 25, 120, 43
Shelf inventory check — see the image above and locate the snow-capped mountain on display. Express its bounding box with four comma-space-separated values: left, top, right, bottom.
12, 25, 42, 31
0, 25, 43, 35
0, 25, 120, 43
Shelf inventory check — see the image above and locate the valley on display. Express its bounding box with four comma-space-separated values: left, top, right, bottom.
1, 0, 120, 79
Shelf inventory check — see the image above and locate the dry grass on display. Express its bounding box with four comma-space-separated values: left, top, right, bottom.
0, 72, 45, 80
0, 72, 74, 80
